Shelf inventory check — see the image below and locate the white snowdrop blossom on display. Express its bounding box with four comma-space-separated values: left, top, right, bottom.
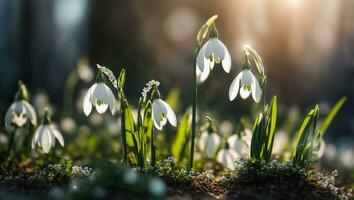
227, 134, 249, 157
152, 99, 177, 130
196, 27, 231, 82
32, 124, 64, 154
83, 83, 116, 116
313, 139, 326, 160
229, 69, 262, 103
216, 148, 239, 169
198, 131, 221, 157
5, 100, 37, 129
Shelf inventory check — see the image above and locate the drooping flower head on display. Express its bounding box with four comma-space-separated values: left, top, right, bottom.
150, 82, 177, 130
198, 117, 221, 157
196, 20, 231, 83
83, 68, 116, 116
216, 139, 239, 169
4, 81, 37, 130
32, 108, 64, 153
229, 53, 262, 103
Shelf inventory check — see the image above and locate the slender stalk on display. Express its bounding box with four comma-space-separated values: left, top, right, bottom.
261, 76, 267, 112
121, 106, 128, 163
151, 128, 156, 168
189, 48, 198, 170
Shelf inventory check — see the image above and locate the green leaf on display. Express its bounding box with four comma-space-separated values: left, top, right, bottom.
319, 97, 346, 136
292, 105, 319, 168
171, 109, 191, 162
123, 106, 139, 151
118, 69, 126, 91
264, 96, 277, 161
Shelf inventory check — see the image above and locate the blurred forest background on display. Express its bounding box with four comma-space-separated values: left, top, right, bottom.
0, 0, 353, 146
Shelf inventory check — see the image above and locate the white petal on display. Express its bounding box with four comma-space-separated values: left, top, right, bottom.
206, 39, 225, 60
108, 92, 116, 116
198, 131, 208, 151
83, 84, 96, 116
251, 73, 262, 103
240, 86, 251, 99
14, 101, 25, 114
241, 70, 253, 86
221, 45, 231, 73
196, 44, 208, 72
206, 133, 221, 157
152, 100, 166, 130
93, 83, 115, 115
95, 103, 108, 114
50, 125, 64, 147
196, 63, 211, 83
228, 135, 249, 156
204, 40, 213, 58
4, 103, 15, 129
160, 100, 177, 127
229, 72, 243, 101
23, 101, 37, 125
217, 149, 239, 168
153, 119, 163, 131
32, 125, 43, 149
41, 126, 52, 153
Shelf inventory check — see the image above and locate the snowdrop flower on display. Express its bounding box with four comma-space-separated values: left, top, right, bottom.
227, 134, 249, 157
229, 54, 262, 102
198, 118, 221, 157
216, 141, 239, 169
313, 139, 326, 160
4, 81, 37, 130
32, 109, 64, 153
196, 24, 231, 82
151, 83, 177, 130
83, 69, 116, 116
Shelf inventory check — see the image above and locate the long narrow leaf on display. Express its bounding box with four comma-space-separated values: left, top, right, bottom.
319, 97, 346, 136
171, 110, 191, 162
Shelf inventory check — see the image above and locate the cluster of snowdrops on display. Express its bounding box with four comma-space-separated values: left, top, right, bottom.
3, 15, 345, 172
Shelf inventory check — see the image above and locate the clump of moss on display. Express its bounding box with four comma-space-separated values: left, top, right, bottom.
144, 157, 220, 198
219, 158, 352, 200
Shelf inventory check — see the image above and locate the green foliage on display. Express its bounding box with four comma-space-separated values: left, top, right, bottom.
319, 97, 347, 136
292, 105, 319, 169
250, 96, 277, 162
171, 109, 191, 164
293, 97, 346, 169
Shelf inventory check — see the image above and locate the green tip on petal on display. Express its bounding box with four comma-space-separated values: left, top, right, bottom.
206, 116, 215, 134
95, 69, 106, 83
151, 84, 161, 100
241, 54, 252, 70
42, 108, 52, 125
208, 23, 218, 39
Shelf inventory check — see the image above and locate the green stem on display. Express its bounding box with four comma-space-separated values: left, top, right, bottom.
121, 107, 128, 163
189, 48, 198, 170
151, 128, 156, 168
261, 76, 267, 112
